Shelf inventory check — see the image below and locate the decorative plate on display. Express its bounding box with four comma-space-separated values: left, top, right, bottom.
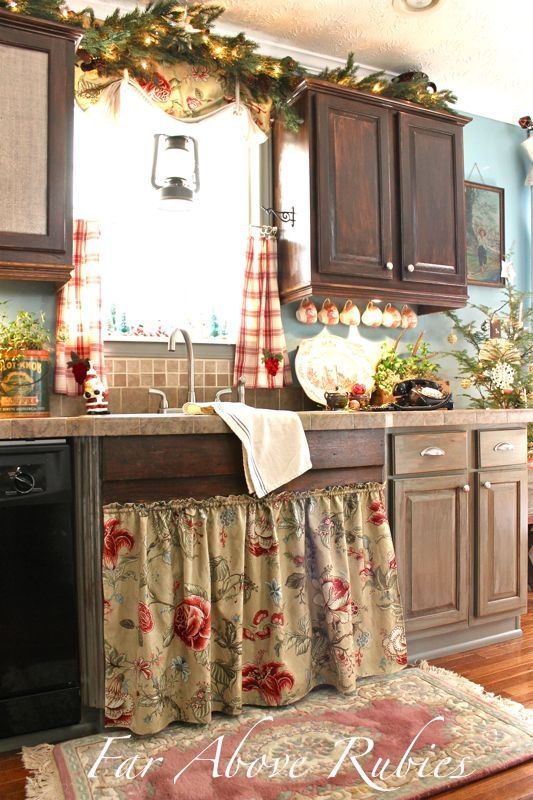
295, 328, 377, 406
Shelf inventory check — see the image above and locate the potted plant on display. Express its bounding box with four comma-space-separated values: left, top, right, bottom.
0, 303, 52, 417
371, 332, 441, 405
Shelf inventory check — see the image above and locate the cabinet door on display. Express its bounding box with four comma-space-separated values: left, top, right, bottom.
398, 112, 466, 286
0, 12, 77, 281
476, 469, 528, 617
315, 94, 394, 281
393, 474, 469, 632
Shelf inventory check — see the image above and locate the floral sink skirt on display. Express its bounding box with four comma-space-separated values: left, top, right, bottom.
103, 482, 406, 735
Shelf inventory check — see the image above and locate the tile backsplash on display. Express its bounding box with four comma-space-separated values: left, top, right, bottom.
50, 357, 312, 415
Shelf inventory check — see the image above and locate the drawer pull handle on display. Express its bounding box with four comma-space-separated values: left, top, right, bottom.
493, 441, 514, 452
463, 484, 470, 493
407, 263, 415, 273
385, 261, 394, 271
420, 447, 445, 457
483, 481, 492, 489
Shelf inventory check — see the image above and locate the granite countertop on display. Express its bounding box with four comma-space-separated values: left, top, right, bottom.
0, 408, 532, 439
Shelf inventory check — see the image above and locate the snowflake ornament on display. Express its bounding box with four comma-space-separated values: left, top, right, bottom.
487, 362, 515, 391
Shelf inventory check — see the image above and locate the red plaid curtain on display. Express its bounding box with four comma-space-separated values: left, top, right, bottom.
54, 220, 105, 396
233, 233, 292, 388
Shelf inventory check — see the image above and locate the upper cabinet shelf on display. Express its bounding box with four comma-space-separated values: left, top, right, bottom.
0, 10, 82, 285
273, 78, 472, 314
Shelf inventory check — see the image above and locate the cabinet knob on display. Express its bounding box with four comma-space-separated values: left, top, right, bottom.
385, 261, 394, 271
462, 484, 470, 493
407, 264, 415, 273
483, 481, 492, 489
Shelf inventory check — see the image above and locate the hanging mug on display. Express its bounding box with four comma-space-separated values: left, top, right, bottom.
401, 305, 418, 329
318, 298, 339, 325
296, 297, 317, 324
361, 301, 383, 327
382, 303, 402, 328
340, 300, 360, 326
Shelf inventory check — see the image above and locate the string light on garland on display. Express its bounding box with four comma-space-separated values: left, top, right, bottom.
0, 0, 459, 130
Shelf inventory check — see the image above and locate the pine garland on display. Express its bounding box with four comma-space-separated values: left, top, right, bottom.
317, 52, 457, 113
0, 1, 458, 127
446, 286, 533, 409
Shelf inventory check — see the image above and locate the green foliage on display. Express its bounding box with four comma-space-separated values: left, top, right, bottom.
317, 52, 457, 113
373, 344, 406, 394
0, 3, 457, 128
0, 0, 67, 21
404, 342, 441, 380
0, 302, 51, 353
374, 339, 441, 394
445, 284, 533, 408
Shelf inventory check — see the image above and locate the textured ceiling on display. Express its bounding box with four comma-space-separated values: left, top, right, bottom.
220, 0, 530, 124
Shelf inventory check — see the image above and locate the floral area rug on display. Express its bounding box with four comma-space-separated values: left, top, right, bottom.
24, 664, 533, 800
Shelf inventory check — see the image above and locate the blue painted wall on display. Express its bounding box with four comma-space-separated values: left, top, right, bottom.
0, 281, 56, 329
282, 113, 531, 406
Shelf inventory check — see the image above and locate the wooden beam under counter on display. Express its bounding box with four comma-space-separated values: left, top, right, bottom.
101, 429, 385, 504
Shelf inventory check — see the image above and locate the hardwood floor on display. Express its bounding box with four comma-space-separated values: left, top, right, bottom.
1, 595, 532, 800
431, 592, 533, 800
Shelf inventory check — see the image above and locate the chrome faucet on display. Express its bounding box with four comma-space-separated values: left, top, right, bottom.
215, 376, 246, 404
168, 327, 195, 403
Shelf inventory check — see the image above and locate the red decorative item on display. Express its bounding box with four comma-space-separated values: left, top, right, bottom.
262, 348, 283, 377
173, 595, 211, 651
186, 95, 202, 111
82, 363, 109, 415
67, 351, 91, 385
351, 383, 367, 396
138, 72, 172, 102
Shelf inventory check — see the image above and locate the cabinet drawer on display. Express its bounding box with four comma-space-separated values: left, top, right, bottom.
478, 429, 527, 468
392, 431, 467, 475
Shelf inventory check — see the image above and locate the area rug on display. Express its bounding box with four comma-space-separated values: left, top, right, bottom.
23, 663, 533, 800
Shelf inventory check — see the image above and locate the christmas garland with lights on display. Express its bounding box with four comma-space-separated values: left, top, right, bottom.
0, 0, 458, 129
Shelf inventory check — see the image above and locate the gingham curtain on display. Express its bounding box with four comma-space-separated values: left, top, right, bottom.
233, 233, 292, 388
54, 220, 105, 396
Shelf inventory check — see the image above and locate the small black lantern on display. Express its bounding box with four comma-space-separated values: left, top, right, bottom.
151, 134, 200, 208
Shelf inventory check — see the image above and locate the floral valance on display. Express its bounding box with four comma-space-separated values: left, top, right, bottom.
75, 64, 272, 134
103, 482, 406, 736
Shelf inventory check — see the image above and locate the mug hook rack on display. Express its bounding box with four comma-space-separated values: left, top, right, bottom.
261, 205, 296, 227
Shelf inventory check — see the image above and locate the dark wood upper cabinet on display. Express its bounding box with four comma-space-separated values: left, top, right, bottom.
273, 79, 471, 312
0, 10, 82, 285
316, 94, 394, 281
398, 112, 466, 286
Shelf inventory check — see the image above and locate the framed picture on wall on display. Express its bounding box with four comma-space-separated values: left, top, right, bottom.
465, 181, 505, 287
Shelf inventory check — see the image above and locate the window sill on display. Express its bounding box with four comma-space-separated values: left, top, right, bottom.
104, 338, 236, 359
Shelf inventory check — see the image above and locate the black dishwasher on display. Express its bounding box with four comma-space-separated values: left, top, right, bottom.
0, 440, 80, 738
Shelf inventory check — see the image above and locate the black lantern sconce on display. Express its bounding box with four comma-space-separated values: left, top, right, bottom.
151, 134, 200, 209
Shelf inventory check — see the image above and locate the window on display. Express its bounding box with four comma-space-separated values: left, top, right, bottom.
74, 83, 262, 344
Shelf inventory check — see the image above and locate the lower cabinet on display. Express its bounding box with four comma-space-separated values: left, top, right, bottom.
476, 468, 528, 617
393, 473, 469, 632
391, 427, 529, 654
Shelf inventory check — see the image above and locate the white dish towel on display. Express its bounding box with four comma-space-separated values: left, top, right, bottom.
214, 402, 312, 498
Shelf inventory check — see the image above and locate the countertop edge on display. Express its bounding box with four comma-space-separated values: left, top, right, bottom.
1, 408, 533, 440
